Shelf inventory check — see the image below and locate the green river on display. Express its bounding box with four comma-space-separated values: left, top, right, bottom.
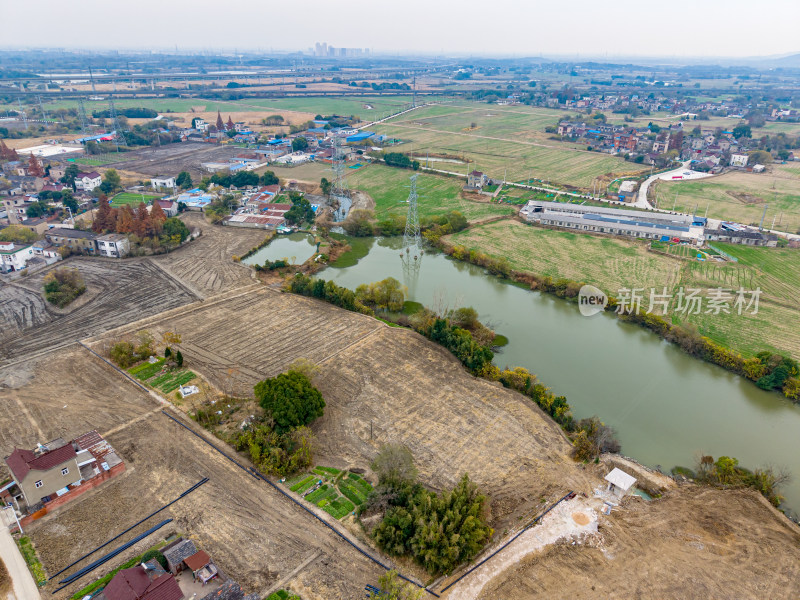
262, 234, 800, 513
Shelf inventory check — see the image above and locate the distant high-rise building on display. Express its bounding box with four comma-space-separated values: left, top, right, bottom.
313, 42, 370, 58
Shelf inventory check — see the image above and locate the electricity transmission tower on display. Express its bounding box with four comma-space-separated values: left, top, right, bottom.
108, 97, 127, 150
37, 96, 48, 123
77, 98, 89, 136
401, 174, 423, 281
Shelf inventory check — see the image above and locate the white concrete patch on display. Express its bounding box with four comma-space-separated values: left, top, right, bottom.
447, 497, 599, 599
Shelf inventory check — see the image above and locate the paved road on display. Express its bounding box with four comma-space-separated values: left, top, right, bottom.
0, 509, 40, 600
634, 161, 713, 209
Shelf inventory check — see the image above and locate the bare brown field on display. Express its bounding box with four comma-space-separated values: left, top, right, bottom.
0, 350, 383, 600
151, 213, 266, 297
0, 258, 198, 365
100, 142, 247, 182
88, 287, 594, 528
477, 487, 800, 600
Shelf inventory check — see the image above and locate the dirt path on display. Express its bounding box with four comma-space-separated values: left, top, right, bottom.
444, 496, 599, 599
0, 511, 40, 600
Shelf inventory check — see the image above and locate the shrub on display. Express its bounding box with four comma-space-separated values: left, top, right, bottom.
43, 267, 86, 308
110, 340, 136, 368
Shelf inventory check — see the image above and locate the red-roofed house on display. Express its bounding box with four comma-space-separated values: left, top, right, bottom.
157, 199, 178, 217
100, 565, 183, 600
4, 442, 79, 506
75, 171, 102, 192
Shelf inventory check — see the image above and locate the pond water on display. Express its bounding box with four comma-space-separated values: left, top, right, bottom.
242, 233, 317, 266
321, 236, 800, 513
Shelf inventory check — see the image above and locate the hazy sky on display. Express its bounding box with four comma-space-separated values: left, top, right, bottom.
3, 0, 800, 58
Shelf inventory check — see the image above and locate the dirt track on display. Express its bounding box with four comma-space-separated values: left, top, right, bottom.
477, 487, 800, 599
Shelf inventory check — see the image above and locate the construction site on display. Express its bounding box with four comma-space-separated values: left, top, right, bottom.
1, 215, 800, 599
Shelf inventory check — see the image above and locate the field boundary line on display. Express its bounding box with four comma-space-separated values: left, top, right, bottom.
259, 549, 322, 599
316, 326, 384, 366
160, 410, 440, 597
146, 256, 207, 301
9, 390, 46, 441
438, 491, 575, 594
100, 406, 165, 438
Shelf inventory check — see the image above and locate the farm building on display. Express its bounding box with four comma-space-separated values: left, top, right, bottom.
96, 561, 182, 600
520, 200, 701, 241
0, 241, 34, 273
466, 170, 489, 189
605, 467, 637, 499
617, 180, 637, 202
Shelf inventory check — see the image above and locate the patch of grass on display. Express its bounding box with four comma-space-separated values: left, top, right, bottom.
16, 537, 46, 587
347, 164, 514, 223
493, 334, 509, 347
402, 300, 424, 315
111, 192, 163, 207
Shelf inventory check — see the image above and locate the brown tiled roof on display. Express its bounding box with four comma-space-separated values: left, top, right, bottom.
142, 574, 183, 600
184, 550, 211, 572
101, 566, 150, 600
73, 430, 103, 451
5, 444, 77, 482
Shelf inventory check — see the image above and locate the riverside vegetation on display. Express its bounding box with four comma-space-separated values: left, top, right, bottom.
285, 273, 787, 506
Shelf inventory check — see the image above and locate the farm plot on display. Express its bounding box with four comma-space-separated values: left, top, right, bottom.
150, 212, 267, 297
449, 219, 681, 295
110, 143, 246, 182
651, 169, 800, 233
18, 406, 383, 599
128, 359, 197, 393
284, 467, 372, 520
0, 282, 53, 338
476, 487, 800, 600
0, 346, 160, 462
110, 192, 163, 207
372, 120, 648, 188
0, 258, 199, 365
347, 164, 515, 222
86, 287, 384, 398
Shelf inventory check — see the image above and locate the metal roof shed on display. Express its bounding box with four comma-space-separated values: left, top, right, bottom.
605, 467, 637, 498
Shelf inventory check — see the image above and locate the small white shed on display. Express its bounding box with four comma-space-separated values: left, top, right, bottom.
605, 467, 637, 498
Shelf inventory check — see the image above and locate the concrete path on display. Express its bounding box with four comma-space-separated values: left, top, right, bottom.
0, 509, 40, 600
635, 161, 712, 209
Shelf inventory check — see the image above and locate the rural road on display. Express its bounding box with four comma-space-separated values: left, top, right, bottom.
0, 509, 40, 600
635, 161, 711, 209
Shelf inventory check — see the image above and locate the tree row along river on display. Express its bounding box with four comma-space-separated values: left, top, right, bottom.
252, 233, 800, 513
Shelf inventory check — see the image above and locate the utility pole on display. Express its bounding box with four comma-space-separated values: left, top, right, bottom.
759, 204, 768, 231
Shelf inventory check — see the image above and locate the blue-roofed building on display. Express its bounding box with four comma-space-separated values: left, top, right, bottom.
346, 131, 375, 143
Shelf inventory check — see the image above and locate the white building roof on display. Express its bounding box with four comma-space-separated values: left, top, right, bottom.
605, 467, 636, 491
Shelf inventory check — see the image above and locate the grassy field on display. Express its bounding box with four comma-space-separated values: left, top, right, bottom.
110, 191, 162, 206
449, 219, 800, 358
652, 167, 800, 233
373, 103, 649, 188
347, 164, 516, 222
71, 155, 132, 166
450, 219, 681, 294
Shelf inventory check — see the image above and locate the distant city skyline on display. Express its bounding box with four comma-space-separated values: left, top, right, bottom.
3, 0, 800, 59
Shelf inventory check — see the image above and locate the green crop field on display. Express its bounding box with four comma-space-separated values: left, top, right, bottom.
372, 105, 649, 189
111, 192, 163, 207
347, 164, 515, 222
652, 168, 800, 233
449, 219, 800, 358
72, 155, 132, 166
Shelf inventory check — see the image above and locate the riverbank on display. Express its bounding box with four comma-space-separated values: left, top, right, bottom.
441, 218, 799, 402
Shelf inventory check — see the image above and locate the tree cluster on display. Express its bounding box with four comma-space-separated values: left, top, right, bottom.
382, 152, 420, 170
232, 370, 325, 476
693, 455, 787, 507
367, 445, 492, 575
43, 267, 86, 308
355, 277, 406, 312
109, 330, 157, 368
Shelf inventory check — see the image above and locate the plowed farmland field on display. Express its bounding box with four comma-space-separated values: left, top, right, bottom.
0, 349, 383, 600
88, 287, 593, 527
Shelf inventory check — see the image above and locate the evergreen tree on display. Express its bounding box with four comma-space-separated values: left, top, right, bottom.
135, 202, 151, 237
216, 111, 224, 130
254, 371, 325, 434
226, 116, 235, 131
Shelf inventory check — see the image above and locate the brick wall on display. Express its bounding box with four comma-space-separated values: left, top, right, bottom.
20, 462, 125, 527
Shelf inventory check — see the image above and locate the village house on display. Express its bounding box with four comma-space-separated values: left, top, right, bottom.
466, 170, 489, 189
605, 468, 637, 499
74, 171, 102, 192
95, 561, 183, 600
96, 233, 130, 258
8, 175, 44, 194
730, 153, 749, 168
151, 177, 177, 191
45, 227, 98, 254
1, 196, 33, 224
157, 199, 179, 217
0, 241, 34, 273
48, 164, 67, 180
